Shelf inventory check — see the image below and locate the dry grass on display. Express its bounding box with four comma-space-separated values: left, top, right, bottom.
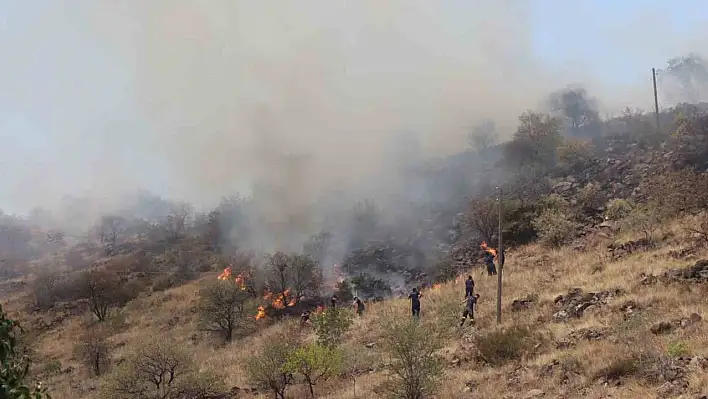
8, 219, 708, 398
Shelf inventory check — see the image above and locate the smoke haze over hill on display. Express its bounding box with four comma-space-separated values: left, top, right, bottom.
1, 0, 707, 239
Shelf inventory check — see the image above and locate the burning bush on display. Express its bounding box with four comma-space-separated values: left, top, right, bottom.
265, 252, 322, 311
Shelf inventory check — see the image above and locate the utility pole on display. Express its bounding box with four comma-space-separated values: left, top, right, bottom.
496, 185, 503, 325
652, 68, 660, 133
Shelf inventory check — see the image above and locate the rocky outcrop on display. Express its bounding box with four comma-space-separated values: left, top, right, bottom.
552, 288, 624, 322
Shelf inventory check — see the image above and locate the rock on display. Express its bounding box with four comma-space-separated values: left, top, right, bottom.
660, 259, 708, 284
365, 342, 376, 348
523, 389, 545, 398
552, 287, 623, 322
511, 295, 535, 312
651, 322, 675, 335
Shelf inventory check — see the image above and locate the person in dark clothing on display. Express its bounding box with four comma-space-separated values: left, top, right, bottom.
300, 310, 310, 326
408, 288, 422, 318
331, 295, 339, 308
460, 294, 480, 326
353, 297, 365, 316
484, 252, 497, 276
465, 275, 475, 298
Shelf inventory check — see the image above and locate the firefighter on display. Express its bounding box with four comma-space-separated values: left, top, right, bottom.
408, 287, 422, 318
353, 296, 365, 316
460, 294, 480, 326
484, 251, 497, 276
300, 310, 310, 326
465, 275, 475, 298
331, 295, 339, 308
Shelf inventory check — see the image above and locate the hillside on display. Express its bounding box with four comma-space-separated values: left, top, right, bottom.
2, 102, 708, 398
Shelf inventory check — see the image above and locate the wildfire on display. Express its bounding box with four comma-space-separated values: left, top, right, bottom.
432, 283, 442, 290
217, 266, 248, 291
480, 241, 497, 257
263, 289, 296, 309
255, 306, 266, 320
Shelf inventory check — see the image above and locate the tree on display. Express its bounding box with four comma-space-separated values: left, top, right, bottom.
102, 338, 221, 399
284, 343, 342, 398
303, 231, 332, 265
78, 270, 133, 322
381, 317, 443, 399
265, 252, 296, 309
289, 254, 323, 304
0, 304, 51, 398
310, 306, 354, 348
465, 198, 498, 243
246, 331, 300, 399
99, 215, 125, 247
197, 280, 253, 342
74, 326, 110, 376
504, 111, 563, 174
467, 119, 498, 151
163, 202, 194, 241
547, 86, 600, 136
659, 53, 708, 104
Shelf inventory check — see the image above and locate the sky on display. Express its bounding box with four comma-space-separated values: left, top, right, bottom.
0, 0, 707, 216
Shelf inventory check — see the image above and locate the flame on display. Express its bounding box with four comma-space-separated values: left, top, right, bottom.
263, 289, 294, 309
217, 266, 248, 291
480, 241, 497, 257
255, 306, 266, 320
432, 283, 441, 290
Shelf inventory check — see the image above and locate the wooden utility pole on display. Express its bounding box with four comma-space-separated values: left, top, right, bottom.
496, 185, 503, 325
652, 68, 660, 133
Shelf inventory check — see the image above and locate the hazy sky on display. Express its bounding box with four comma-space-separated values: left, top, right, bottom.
1, 0, 707, 215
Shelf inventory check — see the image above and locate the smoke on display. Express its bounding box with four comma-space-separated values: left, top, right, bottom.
1, 0, 707, 249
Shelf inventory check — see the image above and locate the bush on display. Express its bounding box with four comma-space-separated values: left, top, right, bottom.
532, 209, 579, 247
0, 304, 51, 398
284, 343, 342, 398
101, 338, 222, 399
78, 270, 139, 322
625, 204, 662, 242
667, 341, 690, 358
380, 317, 444, 399
74, 326, 110, 376
474, 325, 538, 366
197, 279, 254, 342
557, 138, 596, 173
246, 331, 301, 399
605, 199, 635, 221
575, 183, 606, 217
310, 307, 354, 348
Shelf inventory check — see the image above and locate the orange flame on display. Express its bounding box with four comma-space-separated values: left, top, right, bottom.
255, 306, 266, 320
263, 289, 294, 310
432, 283, 441, 290
217, 266, 248, 291
481, 241, 497, 257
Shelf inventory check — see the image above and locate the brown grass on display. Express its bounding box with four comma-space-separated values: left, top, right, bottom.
8, 218, 708, 398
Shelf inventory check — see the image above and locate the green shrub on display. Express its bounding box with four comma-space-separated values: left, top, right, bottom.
532, 209, 579, 247
310, 307, 354, 348
284, 343, 342, 398
667, 341, 690, 358
474, 325, 538, 366
605, 199, 635, 221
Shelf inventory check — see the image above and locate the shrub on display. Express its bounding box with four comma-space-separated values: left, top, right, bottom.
246, 331, 301, 399
594, 356, 639, 382
557, 138, 596, 173
474, 325, 538, 366
605, 199, 635, 221
575, 183, 606, 217
197, 279, 254, 342
625, 204, 662, 242
310, 307, 354, 348
74, 326, 110, 376
101, 338, 221, 399
284, 343, 342, 398
78, 270, 139, 322
0, 304, 51, 398
532, 209, 579, 247
666, 341, 690, 358
380, 317, 444, 399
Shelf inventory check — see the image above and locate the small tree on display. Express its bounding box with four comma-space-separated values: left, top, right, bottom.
605, 199, 635, 221
0, 304, 51, 398
289, 254, 323, 304
99, 215, 125, 248
310, 307, 354, 348
246, 332, 300, 399
74, 326, 110, 376
78, 270, 132, 322
626, 204, 662, 242
466, 199, 498, 243
197, 280, 253, 342
285, 343, 342, 398
101, 338, 221, 399
381, 317, 443, 399
532, 209, 579, 248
